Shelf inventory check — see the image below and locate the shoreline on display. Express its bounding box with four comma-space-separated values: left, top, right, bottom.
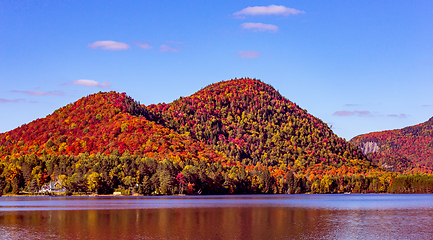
1, 192, 430, 198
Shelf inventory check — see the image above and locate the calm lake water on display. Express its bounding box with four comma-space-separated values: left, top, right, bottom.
0, 194, 432, 239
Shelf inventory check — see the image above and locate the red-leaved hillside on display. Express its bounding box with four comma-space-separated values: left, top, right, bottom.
0, 91, 224, 162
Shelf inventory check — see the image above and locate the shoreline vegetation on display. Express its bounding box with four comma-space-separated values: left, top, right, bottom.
0, 153, 431, 197
0, 178, 433, 197
1, 79, 433, 196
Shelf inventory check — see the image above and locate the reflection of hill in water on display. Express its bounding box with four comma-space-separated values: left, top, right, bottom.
0, 195, 432, 239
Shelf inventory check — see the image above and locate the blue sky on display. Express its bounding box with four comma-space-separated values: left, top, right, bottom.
1, 1, 432, 140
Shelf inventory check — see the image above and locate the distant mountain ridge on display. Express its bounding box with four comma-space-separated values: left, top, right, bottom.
350, 117, 433, 173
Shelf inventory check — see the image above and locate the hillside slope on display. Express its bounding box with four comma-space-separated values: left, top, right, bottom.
350, 117, 433, 173
148, 78, 377, 176
0, 91, 224, 162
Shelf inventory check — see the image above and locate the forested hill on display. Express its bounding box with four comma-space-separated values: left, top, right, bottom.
0, 78, 400, 196
350, 117, 433, 174
148, 78, 377, 175
0, 91, 222, 162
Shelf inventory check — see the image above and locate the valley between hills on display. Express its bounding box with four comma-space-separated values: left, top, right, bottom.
0, 78, 432, 195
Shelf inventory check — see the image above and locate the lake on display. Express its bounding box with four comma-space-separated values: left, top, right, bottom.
0, 194, 432, 239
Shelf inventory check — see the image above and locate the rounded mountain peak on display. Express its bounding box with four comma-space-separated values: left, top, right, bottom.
193, 78, 283, 101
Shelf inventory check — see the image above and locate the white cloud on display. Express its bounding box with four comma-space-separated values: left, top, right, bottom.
135, 42, 153, 50
160, 45, 178, 53
333, 110, 373, 117
241, 22, 278, 32
11, 90, 64, 96
0, 98, 25, 103
87, 41, 130, 50
165, 41, 186, 45
387, 114, 409, 118
234, 5, 305, 16
344, 103, 361, 107
236, 51, 260, 59
72, 79, 111, 88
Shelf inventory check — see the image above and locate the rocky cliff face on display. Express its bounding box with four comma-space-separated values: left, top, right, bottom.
359, 141, 380, 154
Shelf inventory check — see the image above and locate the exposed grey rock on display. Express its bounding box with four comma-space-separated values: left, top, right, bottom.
360, 141, 380, 154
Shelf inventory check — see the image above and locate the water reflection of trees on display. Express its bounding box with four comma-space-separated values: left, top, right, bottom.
1, 206, 432, 239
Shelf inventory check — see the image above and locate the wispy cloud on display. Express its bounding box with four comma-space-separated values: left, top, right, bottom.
333, 110, 373, 117
165, 41, 186, 45
344, 103, 360, 107
236, 50, 260, 59
135, 42, 153, 50
87, 41, 130, 50
0, 98, 25, 103
160, 45, 178, 53
11, 90, 64, 96
241, 22, 278, 32
234, 5, 305, 16
422, 104, 433, 107
72, 79, 111, 88
387, 114, 409, 118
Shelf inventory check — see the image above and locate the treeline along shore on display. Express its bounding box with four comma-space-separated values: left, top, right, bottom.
1, 153, 432, 196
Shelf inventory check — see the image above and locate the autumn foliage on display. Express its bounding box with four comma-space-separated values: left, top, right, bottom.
0, 78, 427, 195
0, 91, 222, 163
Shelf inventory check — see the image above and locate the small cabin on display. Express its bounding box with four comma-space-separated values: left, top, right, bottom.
39, 180, 66, 193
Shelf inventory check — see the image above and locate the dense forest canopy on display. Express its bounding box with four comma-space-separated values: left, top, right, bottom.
0, 78, 432, 195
